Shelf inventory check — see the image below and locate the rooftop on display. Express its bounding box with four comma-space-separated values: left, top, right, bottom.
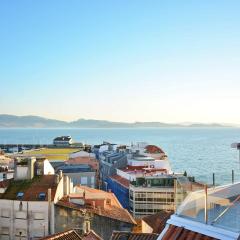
142, 211, 173, 234
0, 175, 57, 201
41, 229, 81, 240
120, 165, 167, 174
176, 182, 240, 233
161, 224, 217, 240
0, 179, 11, 189
56, 185, 136, 225
82, 230, 103, 240
57, 164, 94, 173
109, 175, 130, 188
145, 145, 165, 154
54, 136, 72, 141
110, 231, 159, 240
21, 148, 81, 161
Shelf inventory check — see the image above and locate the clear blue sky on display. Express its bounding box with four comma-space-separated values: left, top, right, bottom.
0, 1, 239, 124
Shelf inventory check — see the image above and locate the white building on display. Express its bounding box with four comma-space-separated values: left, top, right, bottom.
53, 136, 74, 146
0, 157, 73, 240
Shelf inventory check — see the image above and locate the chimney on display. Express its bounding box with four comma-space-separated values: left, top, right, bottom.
59, 170, 63, 179
97, 206, 101, 215
63, 175, 69, 195
55, 174, 60, 184
85, 220, 91, 234
28, 157, 36, 179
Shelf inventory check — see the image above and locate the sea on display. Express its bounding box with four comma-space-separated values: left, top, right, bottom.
0, 127, 240, 185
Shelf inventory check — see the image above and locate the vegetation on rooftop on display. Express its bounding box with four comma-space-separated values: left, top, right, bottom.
1, 176, 41, 200
22, 148, 82, 160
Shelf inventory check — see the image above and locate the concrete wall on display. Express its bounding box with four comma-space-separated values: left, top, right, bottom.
63, 172, 96, 188
14, 166, 28, 180
54, 205, 85, 234
0, 172, 14, 181
54, 205, 134, 240
0, 199, 52, 239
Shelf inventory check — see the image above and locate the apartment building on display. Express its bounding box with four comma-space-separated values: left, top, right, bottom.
129, 175, 176, 217
56, 164, 96, 188
0, 157, 73, 240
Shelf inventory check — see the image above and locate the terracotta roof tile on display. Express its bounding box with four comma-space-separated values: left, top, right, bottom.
0, 175, 58, 201
110, 231, 159, 240
82, 230, 103, 240
0, 179, 10, 189
109, 175, 130, 188
145, 145, 165, 154
56, 186, 136, 225
40, 229, 82, 240
142, 211, 173, 233
161, 225, 219, 240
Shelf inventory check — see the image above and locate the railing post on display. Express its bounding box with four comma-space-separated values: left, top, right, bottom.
212, 173, 215, 187
204, 184, 208, 224
232, 170, 234, 184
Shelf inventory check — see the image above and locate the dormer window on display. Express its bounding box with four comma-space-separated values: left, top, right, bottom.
38, 192, 46, 200
17, 192, 24, 200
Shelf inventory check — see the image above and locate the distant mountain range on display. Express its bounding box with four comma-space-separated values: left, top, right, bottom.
0, 114, 235, 128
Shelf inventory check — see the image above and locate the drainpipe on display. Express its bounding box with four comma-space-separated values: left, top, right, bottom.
48, 188, 52, 234
204, 185, 208, 224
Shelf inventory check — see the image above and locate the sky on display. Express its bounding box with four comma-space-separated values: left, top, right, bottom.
0, 1, 240, 124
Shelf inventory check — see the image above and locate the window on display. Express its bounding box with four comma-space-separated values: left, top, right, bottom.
1, 209, 10, 218
80, 177, 88, 185
34, 212, 44, 220
15, 211, 27, 219
1, 227, 9, 235
15, 228, 27, 237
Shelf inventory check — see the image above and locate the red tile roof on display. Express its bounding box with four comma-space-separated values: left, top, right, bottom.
67, 157, 99, 171
145, 145, 165, 154
161, 225, 219, 240
142, 211, 173, 233
57, 199, 136, 225
82, 230, 103, 240
56, 186, 136, 225
120, 165, 167, 174
109, 175, 130, 188
110, 231, 159, 240
0, 179, 10, 189
41, 229, 82, 240
0, 175, 58, 201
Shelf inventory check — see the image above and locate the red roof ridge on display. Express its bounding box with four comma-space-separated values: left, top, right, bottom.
40, 229, 81, 240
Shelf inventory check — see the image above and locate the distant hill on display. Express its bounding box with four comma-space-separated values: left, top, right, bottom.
0, 114, 233, 128
0, 115, 67, 128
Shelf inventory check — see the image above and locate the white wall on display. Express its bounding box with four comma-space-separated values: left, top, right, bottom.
0, 199, 51, 239
14, 166, 28, 180
0, 172, 14, 181
70, 151, 95, 159
43, 160, 55, 175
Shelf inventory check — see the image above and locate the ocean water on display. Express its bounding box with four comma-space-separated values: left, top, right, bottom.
0, 127, 240, 184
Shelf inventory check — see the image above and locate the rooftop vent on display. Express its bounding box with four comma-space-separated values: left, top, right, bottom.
38, 192, 46, 200
17, 192, 24, 199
